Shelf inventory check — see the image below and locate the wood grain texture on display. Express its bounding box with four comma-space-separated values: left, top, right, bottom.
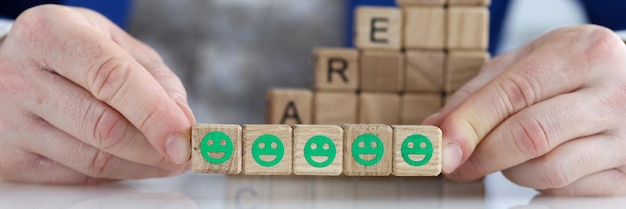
447, 7, 489, 50
293, 125, 344, 175
396, 0, 446, 6
313, 48, 359, 91
343, 124, 392, 176
404, 50, 445, 93
358, 93, 401, 124
448, 0, 490, 6
242, 125, 293, 175
314, 91, 358, 125
400, 93, 442, 125
360, 50, 405, 92
266, 88, 313, 125
445, 50, 489, 93
191, 124, 242, 174
403, 7, 445, 49
392, 125, 442, 176
354, 6, 402, 50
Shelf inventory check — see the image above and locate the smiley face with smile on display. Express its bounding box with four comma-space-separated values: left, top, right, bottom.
252, 134, 285, 167
351, 133, 384, 166
200, 131, 234, 164
401, 134, 433, 166
304, 135, 336, 168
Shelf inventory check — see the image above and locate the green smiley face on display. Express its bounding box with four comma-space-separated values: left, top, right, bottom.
252, 134, 284, 167
401, 134, 433, 166
200, 131, 234, 164
304, 135, 336, 168
351, 134, 384, 166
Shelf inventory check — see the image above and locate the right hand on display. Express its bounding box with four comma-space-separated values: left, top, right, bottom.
0, 5, 195, 184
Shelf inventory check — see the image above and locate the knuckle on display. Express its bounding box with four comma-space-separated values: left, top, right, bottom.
90, 106, 130, 151
12, 5, 63, 42
541, 158, 571, 189
89, 56, 132, 102
497, 75, 536, 114
512, 116, 550, 158
87, 149, 116, 177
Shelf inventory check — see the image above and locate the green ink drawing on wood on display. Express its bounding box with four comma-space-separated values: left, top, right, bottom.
252, 134, 284, 167
351, 133, 384, 166
401, 134, 433, 166
200, 131, 234, 164
304, 135, 336, 168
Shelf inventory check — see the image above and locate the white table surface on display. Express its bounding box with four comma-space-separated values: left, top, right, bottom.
2, 171, 625, 209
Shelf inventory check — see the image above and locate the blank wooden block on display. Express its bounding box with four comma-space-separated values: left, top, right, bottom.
447, 7, 489, 50
191, 124, 242, 174
313, 48, 359, 91
293, 125, 343, 175
405, 50, 445, 93
358, 93, 401, 124
401, 94, 441, 125
445, 50, 489, 93
360, 50, 404, 92
355, 6, 402, 50
396, 0, 446, 6
343, 124, 392, 176
392, 125, 442, 176
314, 91, 358, 124
448, 0, 490, 6
242, 125, 293, 175
403, 7, 445, 50
266, 88, 312, 125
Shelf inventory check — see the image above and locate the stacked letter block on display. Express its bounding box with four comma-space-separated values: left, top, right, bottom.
192, 124, 441, 176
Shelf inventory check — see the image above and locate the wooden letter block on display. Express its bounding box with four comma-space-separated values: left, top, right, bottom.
405, 50, 445, 93
360, 50, 404, 92
396, 0, 446, 6
343, 124, 392, 176
314, 91, 358, 124
313, 48, 359, 91
242, 125, 293, 175
266, 88, 312, 125
358, 93, 401, 124
401, 94, 441, 125
293, 125, 343, 175
392, 125, 442, 176
448, 0, 490, 6
191, 124, 242, 174
447, 7, 489, 50
445, 50, 489, 93
403, 7, 445, 50
355, 6, 402, 50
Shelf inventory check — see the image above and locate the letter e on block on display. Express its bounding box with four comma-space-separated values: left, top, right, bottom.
354, 6, 402, 50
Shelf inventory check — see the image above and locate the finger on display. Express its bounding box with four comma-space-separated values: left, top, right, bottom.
18, 63, 182, 170
22, 116, 183, 180
437, 26, 620, 173
502, 133, 626, 190
0, 148, 116, 184
541, 167, 626, 196
448, 88, 614, 180
11, 5, 192, 163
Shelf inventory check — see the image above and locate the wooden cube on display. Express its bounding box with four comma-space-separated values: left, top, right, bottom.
403, 7, 445, 50
447, 7, 489, 50
314, 91, 358, 124
401, 94, 441, 125
266, 88, 313, 125
360, 50, 404, 92
355, 6, 402, 50
358, 93, 401, 124
445, 50, 489, 93
313, 48, 359, 91
392, 125, 442, 176
293, 125, 343, 175
448, 0, 490, 6
191, 124, 242, 174
396, 0, 446, 6
405, 50, 445, 93
242, 125, 293, 175
343, 124, 392, 176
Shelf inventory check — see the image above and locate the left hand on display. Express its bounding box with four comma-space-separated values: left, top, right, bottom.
423, 25, 626, 196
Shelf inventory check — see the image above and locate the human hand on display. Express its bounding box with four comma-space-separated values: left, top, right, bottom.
0, 5, 195, 184
423, 25, 626, 196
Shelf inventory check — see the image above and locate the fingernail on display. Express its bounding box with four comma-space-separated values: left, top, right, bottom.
422, 112, 440, 125
443, 143, 463, 174
166, 134, 191, 164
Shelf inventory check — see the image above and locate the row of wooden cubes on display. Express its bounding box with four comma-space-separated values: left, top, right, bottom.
313, 48, 489, 94
191, 124, 441, 176
354, 5, 489, 50
267, 89, 442, 126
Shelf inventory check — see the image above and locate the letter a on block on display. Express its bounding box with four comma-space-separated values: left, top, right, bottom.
266, 89, 313, 125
